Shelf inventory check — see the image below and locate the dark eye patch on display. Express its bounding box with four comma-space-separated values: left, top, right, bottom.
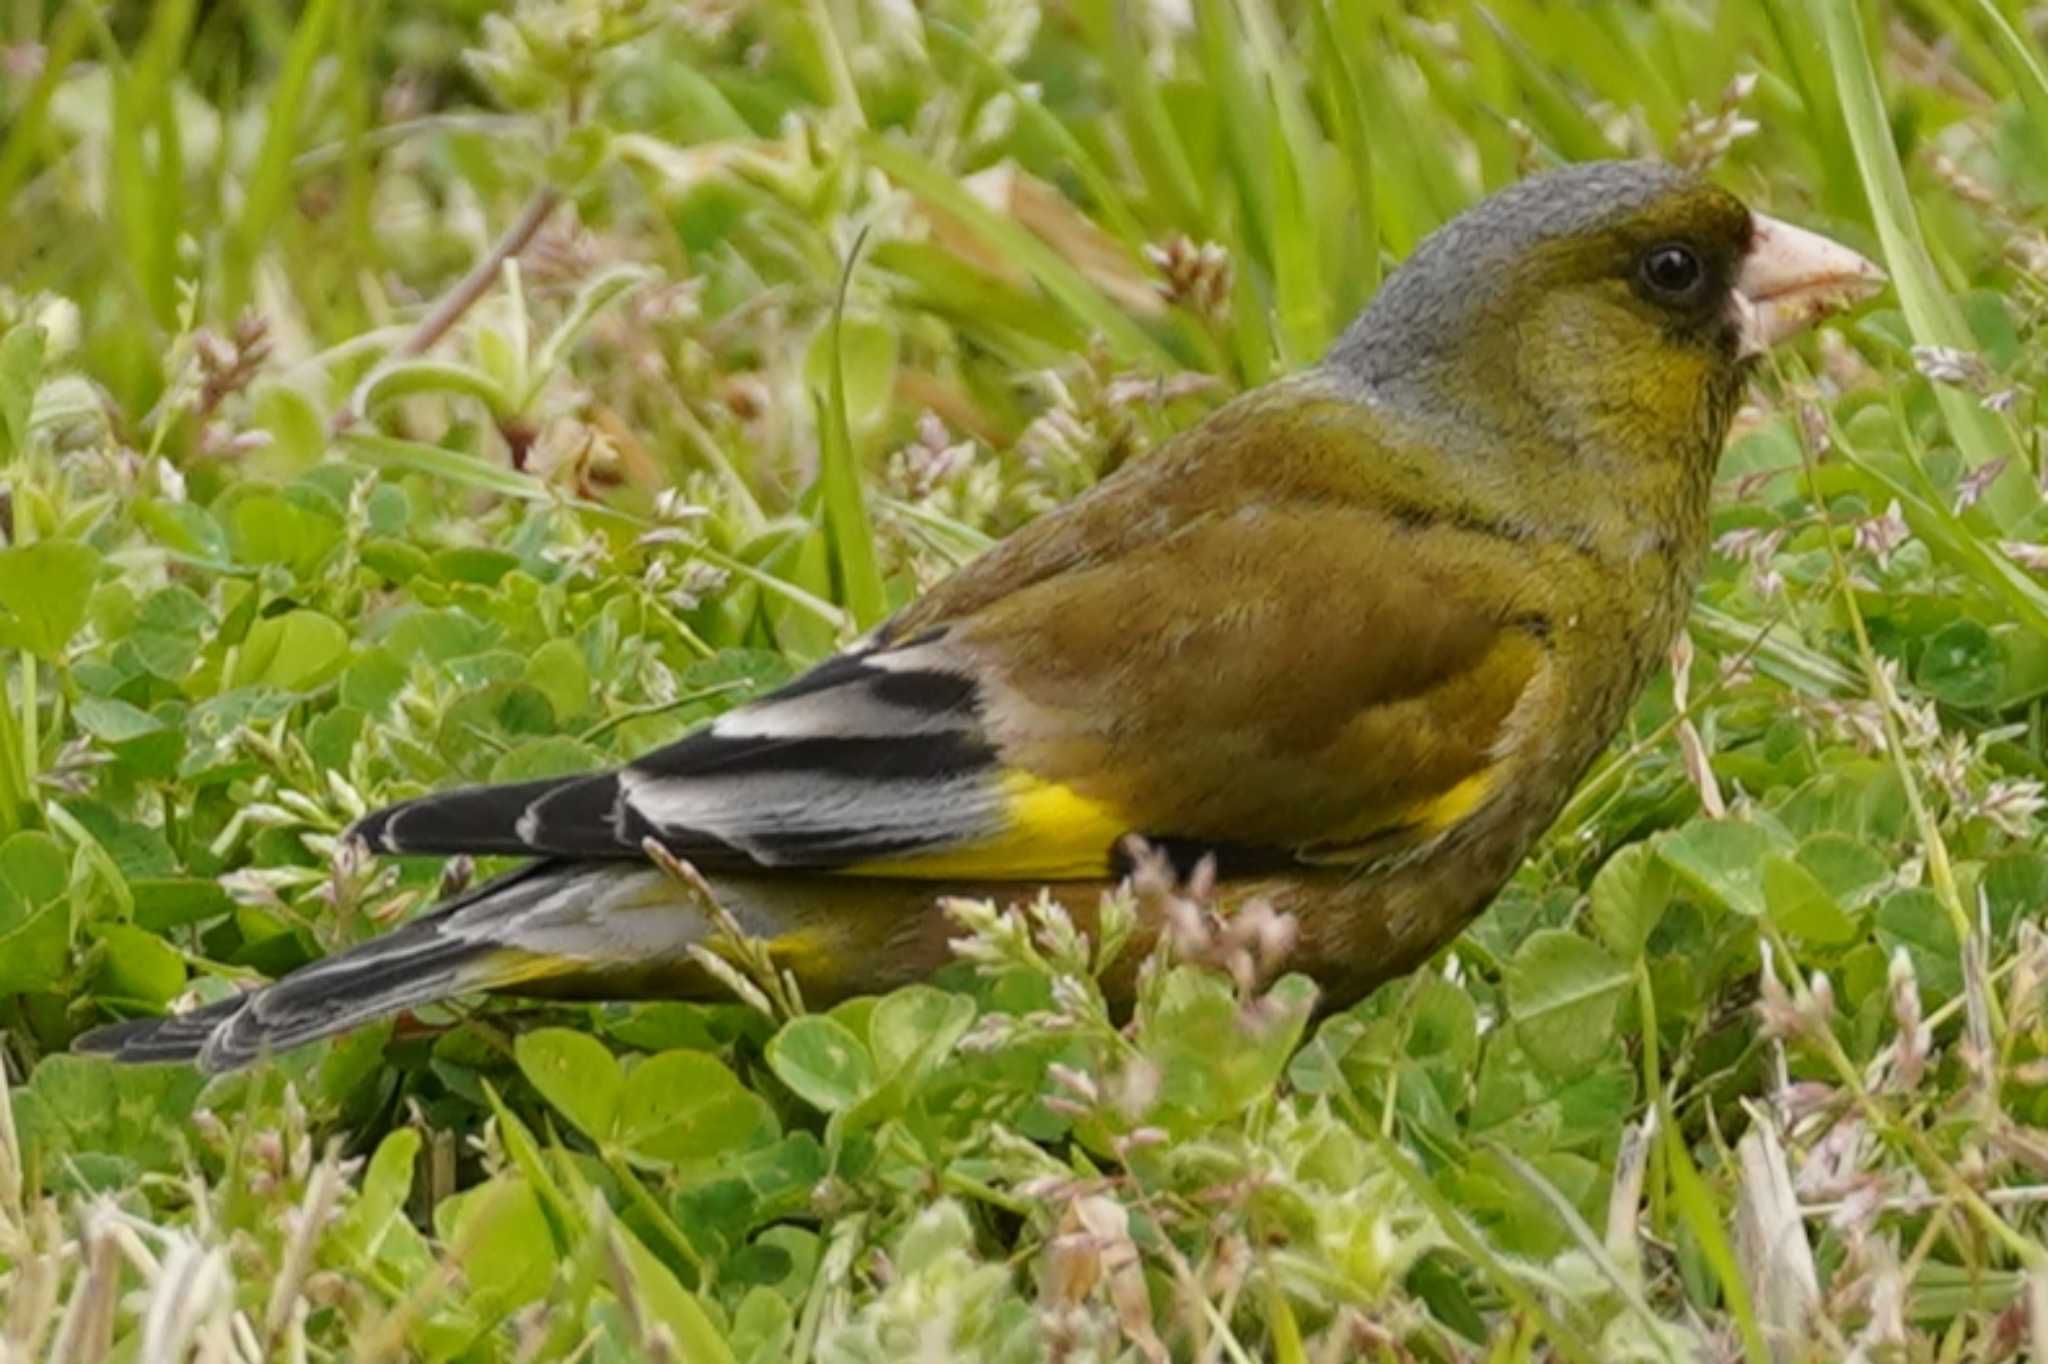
1638, 243, 1706, 303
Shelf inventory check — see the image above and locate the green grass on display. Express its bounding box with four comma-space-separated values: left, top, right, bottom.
5, 0, 2048, 1359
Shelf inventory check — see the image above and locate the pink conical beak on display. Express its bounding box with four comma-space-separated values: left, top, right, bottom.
1732, 214, 1887, 358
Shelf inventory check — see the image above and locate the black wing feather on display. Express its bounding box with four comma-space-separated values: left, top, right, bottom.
348, 636, 1002, 871
351, 776, 577, 857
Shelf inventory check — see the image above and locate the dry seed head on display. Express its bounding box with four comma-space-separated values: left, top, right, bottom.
1895, 690, 1942, 753
1913, 344, 1990, 389
2009, 233, 2048, 278
1756, 941, 1833, 1043
1773, 1080, 1839, 1129
521, 219, 609, 288
1797, 400, 1832, 455
1886, 947, 1929, 1093
1926, 732, 1974, 805
1143, 236, 1231, 319
1108, 1056, 1161, 1120
1103, 371, 1222, 409
1042, 1094, 1091, 1120
957, 1012, 1018, 1053
1809, 970, 1836, 1021
1927, 148, 2000, 210
1954, 457, 2010, 513
1047, 1063, 1099, 1106
1804, 697, 1885, 752
2009, 922, 2048, 1030
1969, 778, 2048, 838
1677, 716, 1726, 818
1852, 500, 1911, 569
2004, 538, 2048, 572
1112, 1126, 1169, 1158
153, 456, 188, 502
889, 411, 978, 499
1713, 526, 1787, 571
192, 311, 272, 421
1048, 972, 1095, 1021
1672, 71, 1760, 170
651, 487, 709, 523
1043, 1196, 1118, 1307
190, 1109, 229, 1154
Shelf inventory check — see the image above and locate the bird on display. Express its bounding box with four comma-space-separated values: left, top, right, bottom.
77, 160, 1884, 1073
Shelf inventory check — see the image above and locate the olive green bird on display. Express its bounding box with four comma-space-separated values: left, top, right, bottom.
80, 160, 1882, 1073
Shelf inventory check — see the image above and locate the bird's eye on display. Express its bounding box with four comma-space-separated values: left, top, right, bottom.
1639, 244, 1705, 301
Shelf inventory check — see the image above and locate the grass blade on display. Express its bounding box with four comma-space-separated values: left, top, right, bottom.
1075, 0, 1207, 233
1260, 87, 1325, 367
224, 0, 342, 315
860, 133, 1172, 368
815, 235, 888, 631
0, 0, 93, 213
340, 431, 545, 501
1192, 0, 1276, 269
103, 0, 197, 327
1757, 0, 1865, 221
525, 264, 658, 408
1306, 0, 1380, 307
1472, 6, 1622, 162
926, 21, 1149, 248
350, 361, 513, 426
1660, 1111, 1774, 1364
1970, 0, 2048, 146
1353, 1120, 1605, 1364
1486, 1143, 1689, 1364
1818, 0, 2035, 527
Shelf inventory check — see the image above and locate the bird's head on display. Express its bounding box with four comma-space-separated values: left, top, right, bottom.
1328, 160, 1884, 478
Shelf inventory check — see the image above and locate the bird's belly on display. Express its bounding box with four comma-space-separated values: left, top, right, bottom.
494, 853, 1529, 1018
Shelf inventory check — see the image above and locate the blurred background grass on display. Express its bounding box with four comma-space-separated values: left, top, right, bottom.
5, 0, 2048, 1359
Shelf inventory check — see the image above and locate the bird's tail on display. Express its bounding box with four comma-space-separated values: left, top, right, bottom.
73, 861, 656, 1074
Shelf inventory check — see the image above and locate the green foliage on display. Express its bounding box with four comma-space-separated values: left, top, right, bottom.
4, 0, 2048, 1358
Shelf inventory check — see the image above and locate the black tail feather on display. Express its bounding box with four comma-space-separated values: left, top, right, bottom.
73, 995, 250, 1065
72, 864, 582, 1073
192, 922, 498, 1071
349, 776, 578, 856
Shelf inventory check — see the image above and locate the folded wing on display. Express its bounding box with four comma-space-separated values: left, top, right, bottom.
350, 632, 1052, 870
354, 392, 1551, 881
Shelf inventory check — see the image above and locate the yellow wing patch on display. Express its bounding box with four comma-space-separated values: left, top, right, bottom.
1396, 767, 1498, 833
1300, 765, 1502, 865
845, 772, 1129, 880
